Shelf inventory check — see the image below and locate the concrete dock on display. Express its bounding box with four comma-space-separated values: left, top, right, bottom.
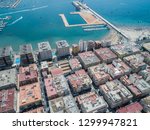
72, 1, 130, 40
59, 13, 104, 27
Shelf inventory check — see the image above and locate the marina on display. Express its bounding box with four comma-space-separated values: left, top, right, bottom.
0, 0, 21, 8
59, 8, 106, 28
0, 0, 150, 49
72, 1, 130, 40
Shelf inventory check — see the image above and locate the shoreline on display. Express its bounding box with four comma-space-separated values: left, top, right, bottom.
101, 25, 150, 42
119, 26, 150, 42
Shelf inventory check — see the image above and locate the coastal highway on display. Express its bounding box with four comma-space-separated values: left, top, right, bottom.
73, 1, 130, 41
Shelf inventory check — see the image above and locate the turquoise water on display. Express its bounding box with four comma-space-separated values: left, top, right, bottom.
0, 0, 150, 50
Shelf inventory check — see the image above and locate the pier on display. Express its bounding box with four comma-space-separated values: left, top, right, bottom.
59, 14, 88, 27
0, 0, 21, 8
12, 0, 21, 8
72, 1, 130, 40
59, 13, 104, 27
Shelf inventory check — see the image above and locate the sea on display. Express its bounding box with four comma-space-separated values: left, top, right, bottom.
0, 0, 150, 50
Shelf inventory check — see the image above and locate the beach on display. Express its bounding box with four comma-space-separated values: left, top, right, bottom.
120, 27, 150, 42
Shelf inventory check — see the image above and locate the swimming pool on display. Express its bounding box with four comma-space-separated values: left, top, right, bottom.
15, 57, 20, 64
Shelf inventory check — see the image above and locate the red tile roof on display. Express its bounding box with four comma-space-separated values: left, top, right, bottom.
50, 68, 64, 77
0, 88, 16, 113
116, 102, 143, 113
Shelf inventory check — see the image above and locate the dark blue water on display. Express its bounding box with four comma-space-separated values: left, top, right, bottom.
0, 0, 150, 50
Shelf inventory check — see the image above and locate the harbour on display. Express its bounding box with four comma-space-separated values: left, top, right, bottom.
72, 1, 130, 40
0, 0, 150, 49
0, 0, 21, 8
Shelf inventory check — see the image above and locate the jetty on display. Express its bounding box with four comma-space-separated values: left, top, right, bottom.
12, 0, 21, 8
59, 13, 104, 27
72, 1, 130, 40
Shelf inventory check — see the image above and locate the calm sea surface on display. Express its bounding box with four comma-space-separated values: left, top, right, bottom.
0, 0, 150, 50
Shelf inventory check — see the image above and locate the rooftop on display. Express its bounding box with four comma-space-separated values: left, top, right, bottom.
128, 73, 150, 95
25, 107, 44, 113
120, 75, 142, 97
44, 77, 57, 100
107, 59, 131, 78
20, 44, 33, 54
41, 61, 53, 70
49, 95, 79, 113
99, 80, 133, 108
0, 88, 16, 113
76, 91, 108, 113
19, 70, 38, 84
0, 68, 17, 89
19, 82, 42, 108
38, 41, 52, 51
67, 69, 92, 95
50, 68, 64, 77
94, 48, 117, 63
123, 53, 147, 72
19, 64, 37, 73
52, 75, 70, 96
88, 64, 111, 86
139, 66, 150, 83
58, 60, 71, 75
56, 40, 69, 48
69, 58, 82, 71
111, 44, 140, 58
140, 96, 150, 113
116, 102, 143, 113
78, 51, 100, 69
0, 46, 13, 57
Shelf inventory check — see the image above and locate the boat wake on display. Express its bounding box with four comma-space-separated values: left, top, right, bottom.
0, 5, 48, 16
8, 16, 23, 26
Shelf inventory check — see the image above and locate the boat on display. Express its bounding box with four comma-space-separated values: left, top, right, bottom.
84, 27, 108, 32
82, 24, 106, 28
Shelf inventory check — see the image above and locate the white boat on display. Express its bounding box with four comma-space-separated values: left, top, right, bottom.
84, 27, 107, 31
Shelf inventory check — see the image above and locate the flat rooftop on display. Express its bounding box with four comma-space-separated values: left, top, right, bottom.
88, 64, 111, 85
56, 40, 69, 48
94, 48, 117, 63
44, 75, 70, 99
76, 91, 108, 113
67, 69, 92, 95
0, 68, 17, 89
50, 68, 64, 77
116, 102, 143, 113
111, 44, 140, 57
25, 107, 44, 113
20, 44, 33, 54
107, 58, 131, 78
38, 41, 52, 51
129, 73, 150, 95
19, 82, 42, 108
78, 51, 100, 68
19, 64, 38, 73
69, 58, 82, 71
99, 80, 133, 108
0, 46, 13, 57
123, 54, 147, 72
49, 95, 79, 113
0, 88, 16, 113
120, 75, 142, 97
140, 96, 150, 112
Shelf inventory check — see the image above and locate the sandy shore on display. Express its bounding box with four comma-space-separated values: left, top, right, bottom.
101, 26, 150, 43
119, 26, 150, 42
